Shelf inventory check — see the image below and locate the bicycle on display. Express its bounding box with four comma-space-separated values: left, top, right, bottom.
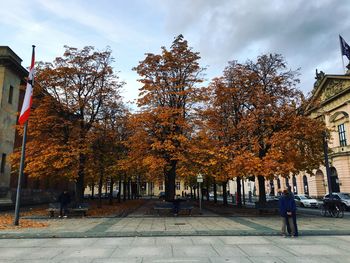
320, 199, 344, 218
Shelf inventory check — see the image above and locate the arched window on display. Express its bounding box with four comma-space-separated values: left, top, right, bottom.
270, 180, 275, 196
277, 178, 281, 189
292, 175, 297, 194
303, 175, 309, 195
285, 177, 290, 188
330, 167, 340, 192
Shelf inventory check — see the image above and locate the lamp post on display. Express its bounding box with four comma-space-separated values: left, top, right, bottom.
197, 174, 203, 214
322, 131, 333, 196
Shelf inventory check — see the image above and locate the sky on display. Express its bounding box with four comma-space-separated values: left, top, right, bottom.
2, 0, 350, 107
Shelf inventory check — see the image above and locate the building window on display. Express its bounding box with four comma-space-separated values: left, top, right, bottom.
1, 154, 6, 173
176, 181, 180, 190
8, 86, 14, 104
159, 181, 163, 191
338, 123, 347, 146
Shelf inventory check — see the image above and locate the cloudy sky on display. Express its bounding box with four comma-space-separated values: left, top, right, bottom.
2, 0, 350, 106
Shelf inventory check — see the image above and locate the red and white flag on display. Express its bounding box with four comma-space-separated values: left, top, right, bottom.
18, 46, 35, 125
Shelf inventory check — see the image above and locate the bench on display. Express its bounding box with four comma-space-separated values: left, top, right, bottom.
255, 200, 279, 214
47, 202, 89, 217
153, 202, 193, 216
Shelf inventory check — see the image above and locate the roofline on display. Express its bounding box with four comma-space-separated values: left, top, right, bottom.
0, 46, 28, 78
306, 74, 350, 113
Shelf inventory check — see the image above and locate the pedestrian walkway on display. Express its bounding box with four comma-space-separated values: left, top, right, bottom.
0, 235, 349, 262
1, 211, 350, 238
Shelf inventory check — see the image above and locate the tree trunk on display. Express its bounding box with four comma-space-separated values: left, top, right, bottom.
123, 180, 127, 201
213, 181, 217, 203
242, 178, 246, 206
236, 176, 242, 208
258, 175, 266, 203
109, 177, 114, 205
190, 186, 193, 199
98, 172, 103, 208
223, 182, 228, 206
127, 179, 131, 200
193, 186, 196, 200
206, 181, 209, 201
118, 181, 121, 203
91, 183, 95, 199
164, 160, 176, 201
197, 183, 200, 200
76, 153, 86, 202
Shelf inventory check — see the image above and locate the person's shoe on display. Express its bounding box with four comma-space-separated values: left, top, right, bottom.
58, 216, 62, 218
282, 234, 287, 238
291, 235, 295, 238
63, 215, 68, 218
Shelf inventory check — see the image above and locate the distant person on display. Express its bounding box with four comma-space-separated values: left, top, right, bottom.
58, 191, 71, 218
287, 186, 299, 237
278, 189, 296, 237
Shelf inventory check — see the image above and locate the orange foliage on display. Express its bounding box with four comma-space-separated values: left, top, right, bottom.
126, 35, 205, 199
0, 214, 48, 230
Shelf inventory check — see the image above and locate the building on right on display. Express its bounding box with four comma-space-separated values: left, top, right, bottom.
273, 69, 350, 198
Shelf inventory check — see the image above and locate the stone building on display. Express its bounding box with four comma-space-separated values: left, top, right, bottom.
0, 46, 27, 203
270, 70, 350, 198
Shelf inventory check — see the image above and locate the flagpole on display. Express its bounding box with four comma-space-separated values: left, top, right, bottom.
14, 121, 28, 225
14, 45, 35, 226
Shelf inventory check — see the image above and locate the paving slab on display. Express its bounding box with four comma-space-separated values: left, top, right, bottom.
208, 257, 252, 263
92, 237, 135, 246
111, 245, 172, 258
211, 244, 249, 257
172, 244, 220, 257
278, 256, 347, 263
191, 236, 225, 245
156, 236, 193, 245
238, 244, 296, 257
142, 258, 211, 263
247, 257, 285, 263
219, 236, 271, 245
283, 244, 350, 256
92, 259, 142, 263
54, 248, 115, 259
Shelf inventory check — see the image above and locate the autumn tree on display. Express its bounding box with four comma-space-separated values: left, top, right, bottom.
200, 54, 325, 204
131, 35, 204, 200
85, 102, 128, 206
10, 88, 79, 183
13, 46, 124, 201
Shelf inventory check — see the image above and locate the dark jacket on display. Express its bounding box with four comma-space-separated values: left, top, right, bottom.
279, 193, 296, 216
58, 192, 71, 205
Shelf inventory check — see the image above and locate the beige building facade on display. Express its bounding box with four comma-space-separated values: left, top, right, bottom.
0, 47, 27, 201
268, 71, 350, 198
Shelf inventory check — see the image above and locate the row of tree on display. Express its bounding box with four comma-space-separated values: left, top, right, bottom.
11, 36, 326, 203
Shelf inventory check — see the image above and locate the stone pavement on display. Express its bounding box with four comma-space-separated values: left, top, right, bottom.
0, 235, 350, 262
1, 210, 350, 238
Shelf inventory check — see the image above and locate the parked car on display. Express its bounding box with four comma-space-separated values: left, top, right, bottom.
323, 193, 350, 210
294, 194, 319, 208
266, 195, 279, 202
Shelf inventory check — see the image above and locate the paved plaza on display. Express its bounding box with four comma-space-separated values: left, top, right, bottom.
1, 200, 350, 238
1, 202, 350, 261
0, 235, 350, 262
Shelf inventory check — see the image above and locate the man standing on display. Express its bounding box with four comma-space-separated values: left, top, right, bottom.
279, 189, 296, 237
58, 191, 71, 218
